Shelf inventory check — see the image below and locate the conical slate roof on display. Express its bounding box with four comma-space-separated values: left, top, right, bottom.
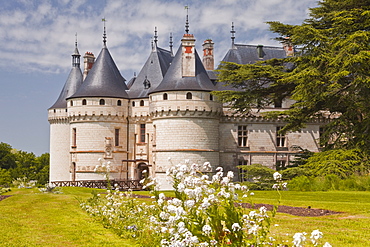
128, 47, 173, 98
49, 67, 83, 109
68, 47, 128, 99
151, 46, 215, 93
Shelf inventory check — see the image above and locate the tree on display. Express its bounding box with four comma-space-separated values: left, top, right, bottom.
215, 0, 370, 153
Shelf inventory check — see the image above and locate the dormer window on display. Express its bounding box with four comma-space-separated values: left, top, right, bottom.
186, 92, 192, 100
143, 76, 151, 89
163, 93, 168, 100
99, 99, 105, 105
82, 99, 87, 105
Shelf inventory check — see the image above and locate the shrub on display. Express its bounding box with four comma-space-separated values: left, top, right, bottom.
288, 176, 313, 191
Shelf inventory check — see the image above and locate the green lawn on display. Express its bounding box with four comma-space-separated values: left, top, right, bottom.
0, 187, 137, 247
249, 190, 370, 246
1, 188, 369, 246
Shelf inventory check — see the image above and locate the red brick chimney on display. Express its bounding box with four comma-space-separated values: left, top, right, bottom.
283, 37, 294, 57
83, 51, 95, 80
202, 39, 214, 70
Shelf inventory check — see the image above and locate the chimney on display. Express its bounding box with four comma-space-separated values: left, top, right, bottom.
257, 45, 264, 59
83, 52, 95, 80
283, 37, 294, 56
181, 33, 196, 77
202, 39, 214, 70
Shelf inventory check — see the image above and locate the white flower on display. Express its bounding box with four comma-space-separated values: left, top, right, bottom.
227, 171, 234, 179
272, 184, 279, 189
232, 223, 241, 231
248, 225, 260, 235
293, 232, 307, 247
323, 242, 332, 247
250, 192, 254, 196
202, 224, 212, 235
273, 172, 282, 181
310, 229, 323, 246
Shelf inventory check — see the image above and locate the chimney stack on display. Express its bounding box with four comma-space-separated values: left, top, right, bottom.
283, 37, 294, 56
202, 39, 214, 71
181, 33, 196, 77
83, 52, 95, 80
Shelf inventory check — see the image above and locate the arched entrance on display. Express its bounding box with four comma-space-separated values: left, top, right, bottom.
137, 163, 149, 180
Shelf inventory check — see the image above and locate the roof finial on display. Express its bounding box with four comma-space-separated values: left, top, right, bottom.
72, 33, 80, 67
154, 26, 158, 46
231, 22, 236, 48
169, 32, 173, 56
102, 18, 107, 47
185, 5, 189, 34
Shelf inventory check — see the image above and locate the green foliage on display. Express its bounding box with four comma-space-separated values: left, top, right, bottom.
288, 175, 313, 191
303, 149, 370, 178
238, 164, 276, 190
0, 168, 12, 186
216, 0, 370, 153
281, 167, 312, 180
0, 142, 49, 186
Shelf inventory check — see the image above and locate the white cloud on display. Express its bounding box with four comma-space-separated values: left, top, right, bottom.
0, 0, 317, 77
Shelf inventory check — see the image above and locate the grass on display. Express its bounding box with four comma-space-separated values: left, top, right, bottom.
248, 190, 370, 246
1, 188, 370, 246
0, 187, 137, 247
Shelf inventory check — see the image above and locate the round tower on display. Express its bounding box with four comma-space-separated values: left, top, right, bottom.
48, 39, 83, 182
67, 30, 130, 181
149, 27, 222, 189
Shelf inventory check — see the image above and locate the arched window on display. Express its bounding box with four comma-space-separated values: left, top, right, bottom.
117, 100, 122, 106
82, 99, 87, 105
140, 100, 144, 106
163, 93, 168, 100
132, 101, 135, 107
70, 100, 73, 106
99, 99, 105, 105
186, 92, 192, 100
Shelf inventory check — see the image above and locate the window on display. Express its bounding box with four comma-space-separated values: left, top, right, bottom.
70, 100, 73, 106
237, 126, 248, 147
132, 101, 135, 107
115, 129, 120, 146
276, 126, 286, 147
140, 100, 144, 106
210, 94, 213, 101
274, 99, 282, 108
99, 99, 105, 105
82, 99, 87, 105
140, 124, 146, 143
238, 159, 248, 182
72, 128, 77, 147
117, 100, 122, 106
163, 93, 168, 100
186, 92, 192, 99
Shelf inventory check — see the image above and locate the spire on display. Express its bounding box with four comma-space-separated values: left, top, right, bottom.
102, 18, 107, 47
72, 33, 80, 67
231, 22, 236, 49
185, 5, 189, 34
154, 27, 158, 46
169, 32, 173, 56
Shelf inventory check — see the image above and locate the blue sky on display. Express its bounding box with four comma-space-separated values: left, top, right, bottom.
0, 0, 318, 156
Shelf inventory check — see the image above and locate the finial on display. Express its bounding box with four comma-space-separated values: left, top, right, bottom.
185, 5, 189, 34
154, 27, 158, 46
169, 32, 173, 56
151, 37, 154, 50
72, 33, 80, 67
231, 22, 236, 48
102, 18, 107, 47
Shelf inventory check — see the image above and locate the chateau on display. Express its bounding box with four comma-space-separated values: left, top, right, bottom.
48, 22, 324, 189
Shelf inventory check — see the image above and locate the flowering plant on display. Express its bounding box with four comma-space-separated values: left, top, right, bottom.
82, 160, 331, 246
